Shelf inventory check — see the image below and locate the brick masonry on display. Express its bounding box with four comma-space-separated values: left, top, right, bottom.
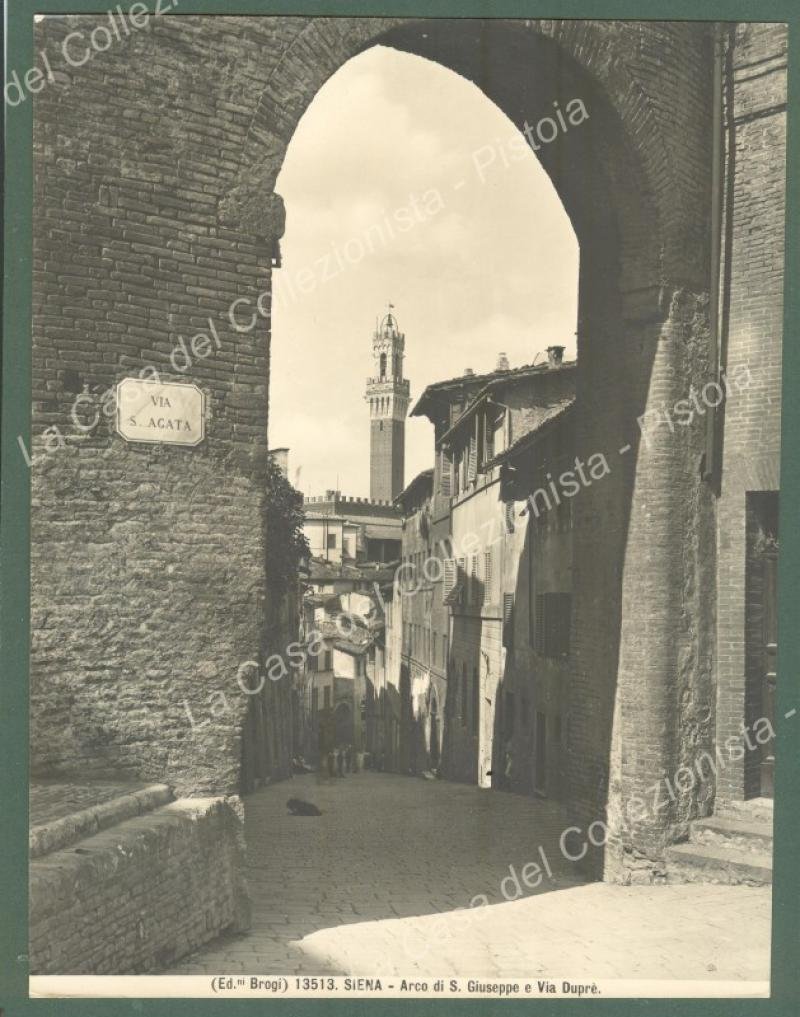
370, 418, 406, 503
715, 23, 785, 806
29, 797, 249, 975
29, 16, 785, 881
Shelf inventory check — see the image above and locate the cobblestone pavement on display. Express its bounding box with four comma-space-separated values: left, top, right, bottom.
29, 779, 148, 826
168, 772, 771, 983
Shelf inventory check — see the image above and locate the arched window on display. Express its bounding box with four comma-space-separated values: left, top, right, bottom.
379, 352, 387, 378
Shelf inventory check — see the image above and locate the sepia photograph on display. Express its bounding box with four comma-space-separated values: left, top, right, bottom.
4, 4, 793, 1004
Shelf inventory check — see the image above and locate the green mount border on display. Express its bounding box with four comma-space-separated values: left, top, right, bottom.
2, 1, 798, 1014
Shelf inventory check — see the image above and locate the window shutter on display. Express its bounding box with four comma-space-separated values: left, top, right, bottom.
485, 416, 494, 464
504, 501, 516, 534
443, 558, 456, 599
484, 549, 493, 599
503, 592, 514, 648
440, 450, 452, 497
469, 434, 477, 480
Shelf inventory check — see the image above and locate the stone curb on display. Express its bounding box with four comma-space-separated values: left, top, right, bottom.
29, 784, 174, 859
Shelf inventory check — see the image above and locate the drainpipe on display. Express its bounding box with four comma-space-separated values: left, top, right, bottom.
703, 22, 727, 482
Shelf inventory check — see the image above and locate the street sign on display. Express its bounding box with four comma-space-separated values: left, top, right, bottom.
116, 379, 205, 446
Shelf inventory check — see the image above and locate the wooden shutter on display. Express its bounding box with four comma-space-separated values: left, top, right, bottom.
503, 592, 514, 648
468, 434, 477, 481
440, 450, 452, 497
443, 558, 456, 599
484, 549, 493, 600
504, 500, 515, 534
484, 414, 495, 464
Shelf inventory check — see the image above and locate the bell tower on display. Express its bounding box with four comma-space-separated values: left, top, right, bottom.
365, 308, 410, 502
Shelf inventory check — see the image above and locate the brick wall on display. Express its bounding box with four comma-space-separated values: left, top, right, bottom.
370, 418, 405, 502
715, 22, 785, 806
31, 15, 289, 795
29, 797, 249, 974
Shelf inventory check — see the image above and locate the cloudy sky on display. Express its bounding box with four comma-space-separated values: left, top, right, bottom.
270, 45, 578, 497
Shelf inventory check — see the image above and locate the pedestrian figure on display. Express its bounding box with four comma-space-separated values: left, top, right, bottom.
337, 746, 345, 777
345, 744, 353, 772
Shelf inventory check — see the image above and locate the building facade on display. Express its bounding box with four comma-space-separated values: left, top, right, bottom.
394, 470, 448, 776
303, 492, 402, 564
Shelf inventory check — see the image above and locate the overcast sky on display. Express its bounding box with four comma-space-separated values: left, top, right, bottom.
270, 45, 578, 497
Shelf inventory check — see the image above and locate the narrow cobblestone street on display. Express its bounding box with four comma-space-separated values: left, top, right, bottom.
168, 772, 771, 983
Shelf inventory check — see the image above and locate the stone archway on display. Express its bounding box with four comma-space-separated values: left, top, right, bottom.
230, 17, 716, 879
31, 15, 716, 881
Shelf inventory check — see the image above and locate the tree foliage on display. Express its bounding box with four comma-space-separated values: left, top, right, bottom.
265, 458, 309, 590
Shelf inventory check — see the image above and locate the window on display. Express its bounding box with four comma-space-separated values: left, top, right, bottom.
443, 558, 456, 600
504, 500, 515, 534
327, 533, 337, 550
484, 411, 495, 464
503, 592, 514, 648
440, 449, 452, 497
379, 352, 387, 378
535, 593, 572, 657
476, 413, 485, 470
484, 549, 494, 601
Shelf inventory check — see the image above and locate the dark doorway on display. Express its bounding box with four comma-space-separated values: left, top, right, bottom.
534, 710, 547, 795
430, 694, 440, 769
335, 701, 353, 747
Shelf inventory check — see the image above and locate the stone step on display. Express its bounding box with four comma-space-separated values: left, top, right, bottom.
691, 814, 773, 854
721, 797, 774, 825
29, 783, 173, 858
665, 842, 772, 886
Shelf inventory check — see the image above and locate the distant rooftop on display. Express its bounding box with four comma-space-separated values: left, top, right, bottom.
394, 468, 434, 514
412, 350, 575, 421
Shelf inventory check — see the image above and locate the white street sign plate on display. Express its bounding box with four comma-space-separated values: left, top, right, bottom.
116, 379, 205, 446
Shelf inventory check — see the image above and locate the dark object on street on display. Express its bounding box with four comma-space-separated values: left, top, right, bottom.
286, 797, 322, 816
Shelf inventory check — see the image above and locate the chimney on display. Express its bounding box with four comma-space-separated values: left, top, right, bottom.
546, 345, 565, 368
463, 367, 474, 377
269, 448, 289, 479
496, 352, 510, 371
